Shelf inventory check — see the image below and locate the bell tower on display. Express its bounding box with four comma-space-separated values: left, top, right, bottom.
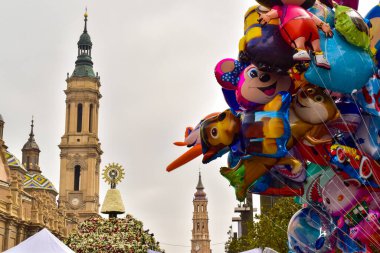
58, 11, 102, 222
191, 172, 211, 253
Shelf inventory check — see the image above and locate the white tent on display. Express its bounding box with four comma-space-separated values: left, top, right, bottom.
4, 228, 74, 253
240, 249, 262, 253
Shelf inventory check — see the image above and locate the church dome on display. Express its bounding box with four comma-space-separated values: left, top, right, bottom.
22, 119, 40, 151
5, 151, 27, 172
22, 139, 40, 150
78, 32, 92, 47
24, 173, 58, 195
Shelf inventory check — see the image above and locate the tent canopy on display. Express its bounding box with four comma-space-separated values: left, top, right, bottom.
4, 228, 74, 253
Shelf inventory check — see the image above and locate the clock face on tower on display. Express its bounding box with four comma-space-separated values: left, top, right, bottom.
68, 193, 83, 209
195, 244, 201, 252
71, 197, 80, 207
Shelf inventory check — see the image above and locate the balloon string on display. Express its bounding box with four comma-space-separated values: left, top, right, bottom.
283, 147, 380, 249
324, 34, 380, 210
308, 41, 380, 203
306, 68, 380, 242
257, 151, 375, 250
300, 53, 380, 243
284, 146, 380, 249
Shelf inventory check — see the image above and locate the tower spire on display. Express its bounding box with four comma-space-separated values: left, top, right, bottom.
196, 171, 204, 191
194, 171, 206, 200
71, 10, 95, 78
29, 116, 34, 140
84, 8, 88, 33
22, 117, 41, 172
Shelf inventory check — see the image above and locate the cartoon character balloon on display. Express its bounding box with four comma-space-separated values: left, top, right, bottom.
334, 4, 370, 49
257, 0, 333, 69
322, 176, 380, 250
305, 30, 376, 93
239, 5, 296, 73
166, 113, 219, 172
366, 3, 380, 67
215, 58, 293, 111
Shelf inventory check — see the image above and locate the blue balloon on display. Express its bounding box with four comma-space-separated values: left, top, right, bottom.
355, 115, 380, 160
288, 207, 336, 253
355, 76, 380, 117
305, 30, 376, 93
308, 2, 335, 27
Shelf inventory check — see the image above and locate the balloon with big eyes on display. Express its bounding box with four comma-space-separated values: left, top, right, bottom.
215, 58, 293, 111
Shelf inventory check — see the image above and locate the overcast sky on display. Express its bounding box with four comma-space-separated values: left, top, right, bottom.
0, 1, 378, 252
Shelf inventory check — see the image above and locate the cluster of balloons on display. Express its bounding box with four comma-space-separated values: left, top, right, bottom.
167, 0, 380, 252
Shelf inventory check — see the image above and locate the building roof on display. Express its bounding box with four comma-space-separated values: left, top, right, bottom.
24, 173, 58, 194
5, 151, 27, 172
72, 11, 95, 78
194, 172, 206, 199
22, 119, 40, 151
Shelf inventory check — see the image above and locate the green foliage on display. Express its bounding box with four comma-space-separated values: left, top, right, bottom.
66, 215, 163, 253
225, 197, 301, 253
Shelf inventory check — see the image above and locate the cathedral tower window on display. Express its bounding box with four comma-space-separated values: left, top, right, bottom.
77, 103, 83, 132
89, 104, 93, 133
67, 104, 70, 132
74, 165, 81, 191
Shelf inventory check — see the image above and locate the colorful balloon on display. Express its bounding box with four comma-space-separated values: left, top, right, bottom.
329, 144, 380, 189
327, 96, 361, 142
305, 30, 376, 93
215, 58, 293, 111
248, 168, 305, 197
366, 3, 380, 67
288, 207, 336, 253
322, 175, 380, 250
355, 76, 380, 117
296, 163, 335, 205
334, 4, 370, 49
288, 84, 339, 147
257, 0, 332, 69
354, 114, 380, 160
166, 113, 219, 172
238, 5, 295, 72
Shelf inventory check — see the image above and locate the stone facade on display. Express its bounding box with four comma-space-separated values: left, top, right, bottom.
191, 173, 211, 253
0, 12, 100, 252
0, 120, 73, 252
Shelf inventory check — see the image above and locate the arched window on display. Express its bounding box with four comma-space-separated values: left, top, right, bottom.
77, 103, 83, 132
202, 205, 204, 212
74, 165, 81, 191
197, 205, 200, 212
197, 222, 200, 231
89, 104, 93, 133
67, 104, 70, 132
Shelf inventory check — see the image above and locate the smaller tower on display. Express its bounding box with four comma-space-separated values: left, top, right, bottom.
101, 163, 125, 218
191, 172, 211, 253
22, 118, 41, 173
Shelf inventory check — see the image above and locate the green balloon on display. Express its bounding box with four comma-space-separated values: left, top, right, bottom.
335, 4, 370, 49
